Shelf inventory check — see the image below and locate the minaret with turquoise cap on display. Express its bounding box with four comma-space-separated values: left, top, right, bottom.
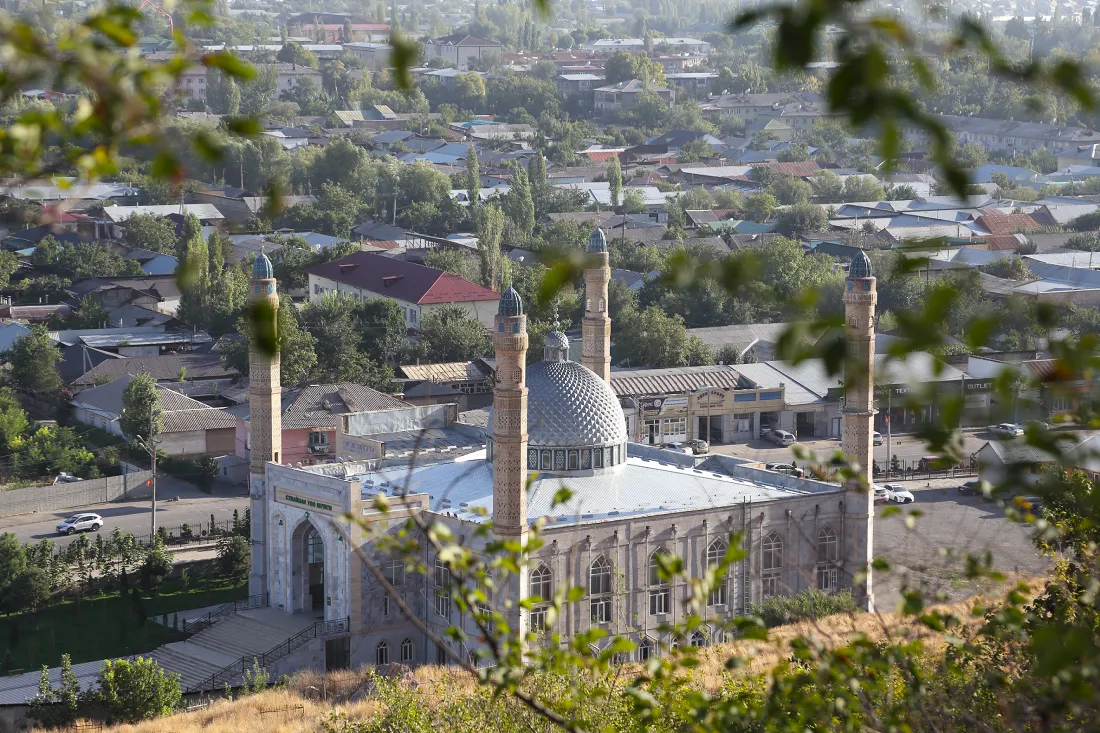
248, 251, 282, 597
582, 227, 612, 382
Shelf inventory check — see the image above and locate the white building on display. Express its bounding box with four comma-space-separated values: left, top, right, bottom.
238, 231, 877, 676
422, 34, 503, 70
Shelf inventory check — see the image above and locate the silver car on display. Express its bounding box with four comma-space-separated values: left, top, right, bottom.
56, 513, 103, 535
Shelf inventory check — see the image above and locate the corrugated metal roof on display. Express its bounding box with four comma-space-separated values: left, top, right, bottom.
281, 383, 408, 430
609, 365, 744, 396
400, 361, 489, 382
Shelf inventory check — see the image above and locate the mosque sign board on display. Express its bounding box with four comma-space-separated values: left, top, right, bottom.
275, 488, 339, 516
342, 437, 386, 460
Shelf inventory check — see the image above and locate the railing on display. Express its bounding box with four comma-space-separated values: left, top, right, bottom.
182, 593, 269, 634
188, 616, 350, 693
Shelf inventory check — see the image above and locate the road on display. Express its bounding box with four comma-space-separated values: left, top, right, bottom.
708, 429, 992, 466
0, 492, 249, 550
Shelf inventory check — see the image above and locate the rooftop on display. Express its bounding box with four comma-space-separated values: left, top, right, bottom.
305, 251, 499, 305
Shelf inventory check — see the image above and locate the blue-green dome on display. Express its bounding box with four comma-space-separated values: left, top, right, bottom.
849, 250, 872, 279
253, 252, 274, 279
588, 227, 607, 252
499, 286, 523, 316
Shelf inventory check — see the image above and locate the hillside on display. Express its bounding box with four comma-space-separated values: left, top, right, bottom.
57, 585, 1031, 733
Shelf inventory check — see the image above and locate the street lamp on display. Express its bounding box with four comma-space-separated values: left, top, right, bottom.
131, 406, 162, 540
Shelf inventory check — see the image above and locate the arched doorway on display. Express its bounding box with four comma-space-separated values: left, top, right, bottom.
291, 521, 325, 615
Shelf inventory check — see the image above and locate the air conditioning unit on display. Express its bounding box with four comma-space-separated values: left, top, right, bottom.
309, 444, 330, 454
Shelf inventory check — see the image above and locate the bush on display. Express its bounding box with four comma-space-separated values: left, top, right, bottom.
218, 535, 251, 584
748, 588, 856, 628
84, 657, 181, 724
140, 540, 172, 591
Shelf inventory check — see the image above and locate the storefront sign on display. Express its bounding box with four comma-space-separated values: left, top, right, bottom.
694, 388, 726, 408
342, 438, 386, 459
275, 488, 339, 516
660, 396, 689, 416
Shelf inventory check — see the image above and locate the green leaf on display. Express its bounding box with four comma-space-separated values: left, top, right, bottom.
203, 52, 257, 81
551, 487, 573, 508
224, 116, 264, 137
389, 33, 418, 91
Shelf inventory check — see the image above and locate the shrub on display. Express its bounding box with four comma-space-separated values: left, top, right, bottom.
140, 540, 172, 592
748, 588, 856, 628
218, 535, 251, 584
84, 657, 181, 724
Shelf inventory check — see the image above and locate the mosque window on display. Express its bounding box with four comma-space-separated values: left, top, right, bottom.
528, 448, 538, 466
649, 549, 671, 615
435, 590, 451, 619
690, 630, 707, 648
530, 606, 548, 631
594, 449, 604, 469
385, 558, 404, 587
541, 450, 552, 470
553, 450, 566, 471
638, 637, 654, 662
816, 526, 838, 592
375, 641, 389, 665
400, 638, 414, 663
598, 298, 606, 313
590, 556, 612, 624
306, 529, 324, 565
434, 558, 450, 588
568, 450, 579, 470
530, 564, 552, 600
707, 539, 728, 607
762, 533, 784, 599
581, 449, 592, 470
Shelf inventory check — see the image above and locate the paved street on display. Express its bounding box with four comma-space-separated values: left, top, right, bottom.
0, 474, 248, 549
708, 429, 992, 467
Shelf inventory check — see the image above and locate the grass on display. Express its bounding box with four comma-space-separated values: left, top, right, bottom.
1, 575, 247, 672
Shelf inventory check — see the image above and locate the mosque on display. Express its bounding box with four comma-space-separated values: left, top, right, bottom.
243, 228, 877, 670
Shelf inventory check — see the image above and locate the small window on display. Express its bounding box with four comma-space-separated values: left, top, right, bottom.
435, 590, 451, 618
530, 606, 548, 631
690, 630, 706, 648
382, 596, 390, 617
375, 640, 389, 665
530, 564, 552, 600
638, 637, 654, 661
400, 638, 414, 663
649, 549, 671, 615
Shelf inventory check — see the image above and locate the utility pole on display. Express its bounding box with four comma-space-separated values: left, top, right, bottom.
886, 389, 892, 479
149, 405, 158, 539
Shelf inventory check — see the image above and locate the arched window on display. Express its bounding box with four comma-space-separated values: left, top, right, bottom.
306, 528, 324, 564
707, 538, 728, 607
530, 564, 552, 599
648, 548, 671, 615
816, 525, 838, 592
586, 297, 592, 312
638, 636, 654, 662
589, 556, 612, 623
434, 558, 451, 618
375, 640, 389, 666
598, 298, 606, 313
690, 630, 707, 648
400, 638, 414, 663
762, 533, 783, 599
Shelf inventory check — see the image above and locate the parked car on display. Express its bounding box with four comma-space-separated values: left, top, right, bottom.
765, 462, 805, 478
56, 513, 103, 535
872, 485, 891, 503
683, 439, 710, 455
764, 429, 796, 447
873, 431, 883, 446
958, 480, 982, 496
886, 486, 916, 504
989, 423, 1025, 438
663, 444, 693, 455
53, 472, 81, 485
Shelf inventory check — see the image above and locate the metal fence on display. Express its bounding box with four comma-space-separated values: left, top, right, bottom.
872, 456, 979, 482
182, 593, 269, 634
130, 518, 246, 549
188, 617, 350, 693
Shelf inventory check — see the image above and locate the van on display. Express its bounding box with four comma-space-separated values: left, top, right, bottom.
767, 429, 796, 447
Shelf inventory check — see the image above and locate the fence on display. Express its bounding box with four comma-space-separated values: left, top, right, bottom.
182, 593, 269, 634
872, 456, 979, 482
0, 471, 154, 517
188, 617, 350, 693
129, 517, 247, 549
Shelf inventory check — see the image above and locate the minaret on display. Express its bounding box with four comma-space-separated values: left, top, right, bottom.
248, 252, 282, 597
492, 286, 529, 536
841, 249, 876, 612
582, 227, 611, 382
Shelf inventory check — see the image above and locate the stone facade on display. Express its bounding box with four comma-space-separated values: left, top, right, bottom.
582, 247, 612, 382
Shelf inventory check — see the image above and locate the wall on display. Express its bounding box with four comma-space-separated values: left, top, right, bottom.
420, 298, 498, 329
206, 427, 237, 455
158, 430, 209, 457
0, 470, 154, 517
283, 426, 335, 466
343, 404, 453, 438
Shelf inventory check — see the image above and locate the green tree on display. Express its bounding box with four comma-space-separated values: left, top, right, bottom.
607, 156, 623, 211
774, 202, 829, 235
603, 50, 638, 85
616, 306, 695, 368
465, 144, 481, 208
502, 164, 535, 239
275, 42, 319, 69
6, 324, 61, 394
87, 657, 181, 724
677, 138, 716, 164
416, 304, 490, 362
620, 188, 646, 214
217, 535, 251, 584
475, 205, 507, 291
423, 248, 478, 282
120, 214, 178, 254
0, 250, 18, 288
221, 295, 317, 388
119, 372, 162, 445
769, 176, 814, 205
299, 293, 393, 390
0, 388, 29, 452
743, 192, 778, 223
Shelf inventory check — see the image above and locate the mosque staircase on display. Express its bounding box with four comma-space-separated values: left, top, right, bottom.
147, 600, 341, 692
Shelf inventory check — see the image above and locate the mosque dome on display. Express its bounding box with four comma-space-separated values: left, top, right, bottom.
488, 332, 627, 474
498, 286, 523, 317
588, 226, 607, 253
253, 251, 275, 279
849, 249, 872, 279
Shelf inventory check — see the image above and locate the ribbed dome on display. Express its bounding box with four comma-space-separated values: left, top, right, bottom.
543, 331, 569, 362
849, 250, 872, 279
524, 360, 627, 448
253, 251, 274, 279
588, 227, 607, 252
498, 286, 523, 316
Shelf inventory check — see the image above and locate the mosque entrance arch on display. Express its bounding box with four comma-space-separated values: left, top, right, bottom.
291, 520, 326, 615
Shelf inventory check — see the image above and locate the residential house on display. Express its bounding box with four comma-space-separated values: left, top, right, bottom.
71, 375, 236, 456
396, 361, 495, 412
423, 34, 503, 70
305, 251, 500, 328
556, 73, 603, 100
343, 42, 391, 69
704, 92, 834, 132
70, 352, 238, 395
594, 79, 675, 117
67, 275, 183, 315
177, 66, 208, 102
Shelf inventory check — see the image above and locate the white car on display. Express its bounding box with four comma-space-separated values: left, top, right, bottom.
885, 487, 915, 504
872, 431, 883, 446
990, 423, 1024, 438
872, 485, 891, 503
765, 429, 796, 447
56, 512, 103, 535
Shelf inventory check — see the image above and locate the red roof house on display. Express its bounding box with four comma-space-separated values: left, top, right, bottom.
305, 251, 500, 329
